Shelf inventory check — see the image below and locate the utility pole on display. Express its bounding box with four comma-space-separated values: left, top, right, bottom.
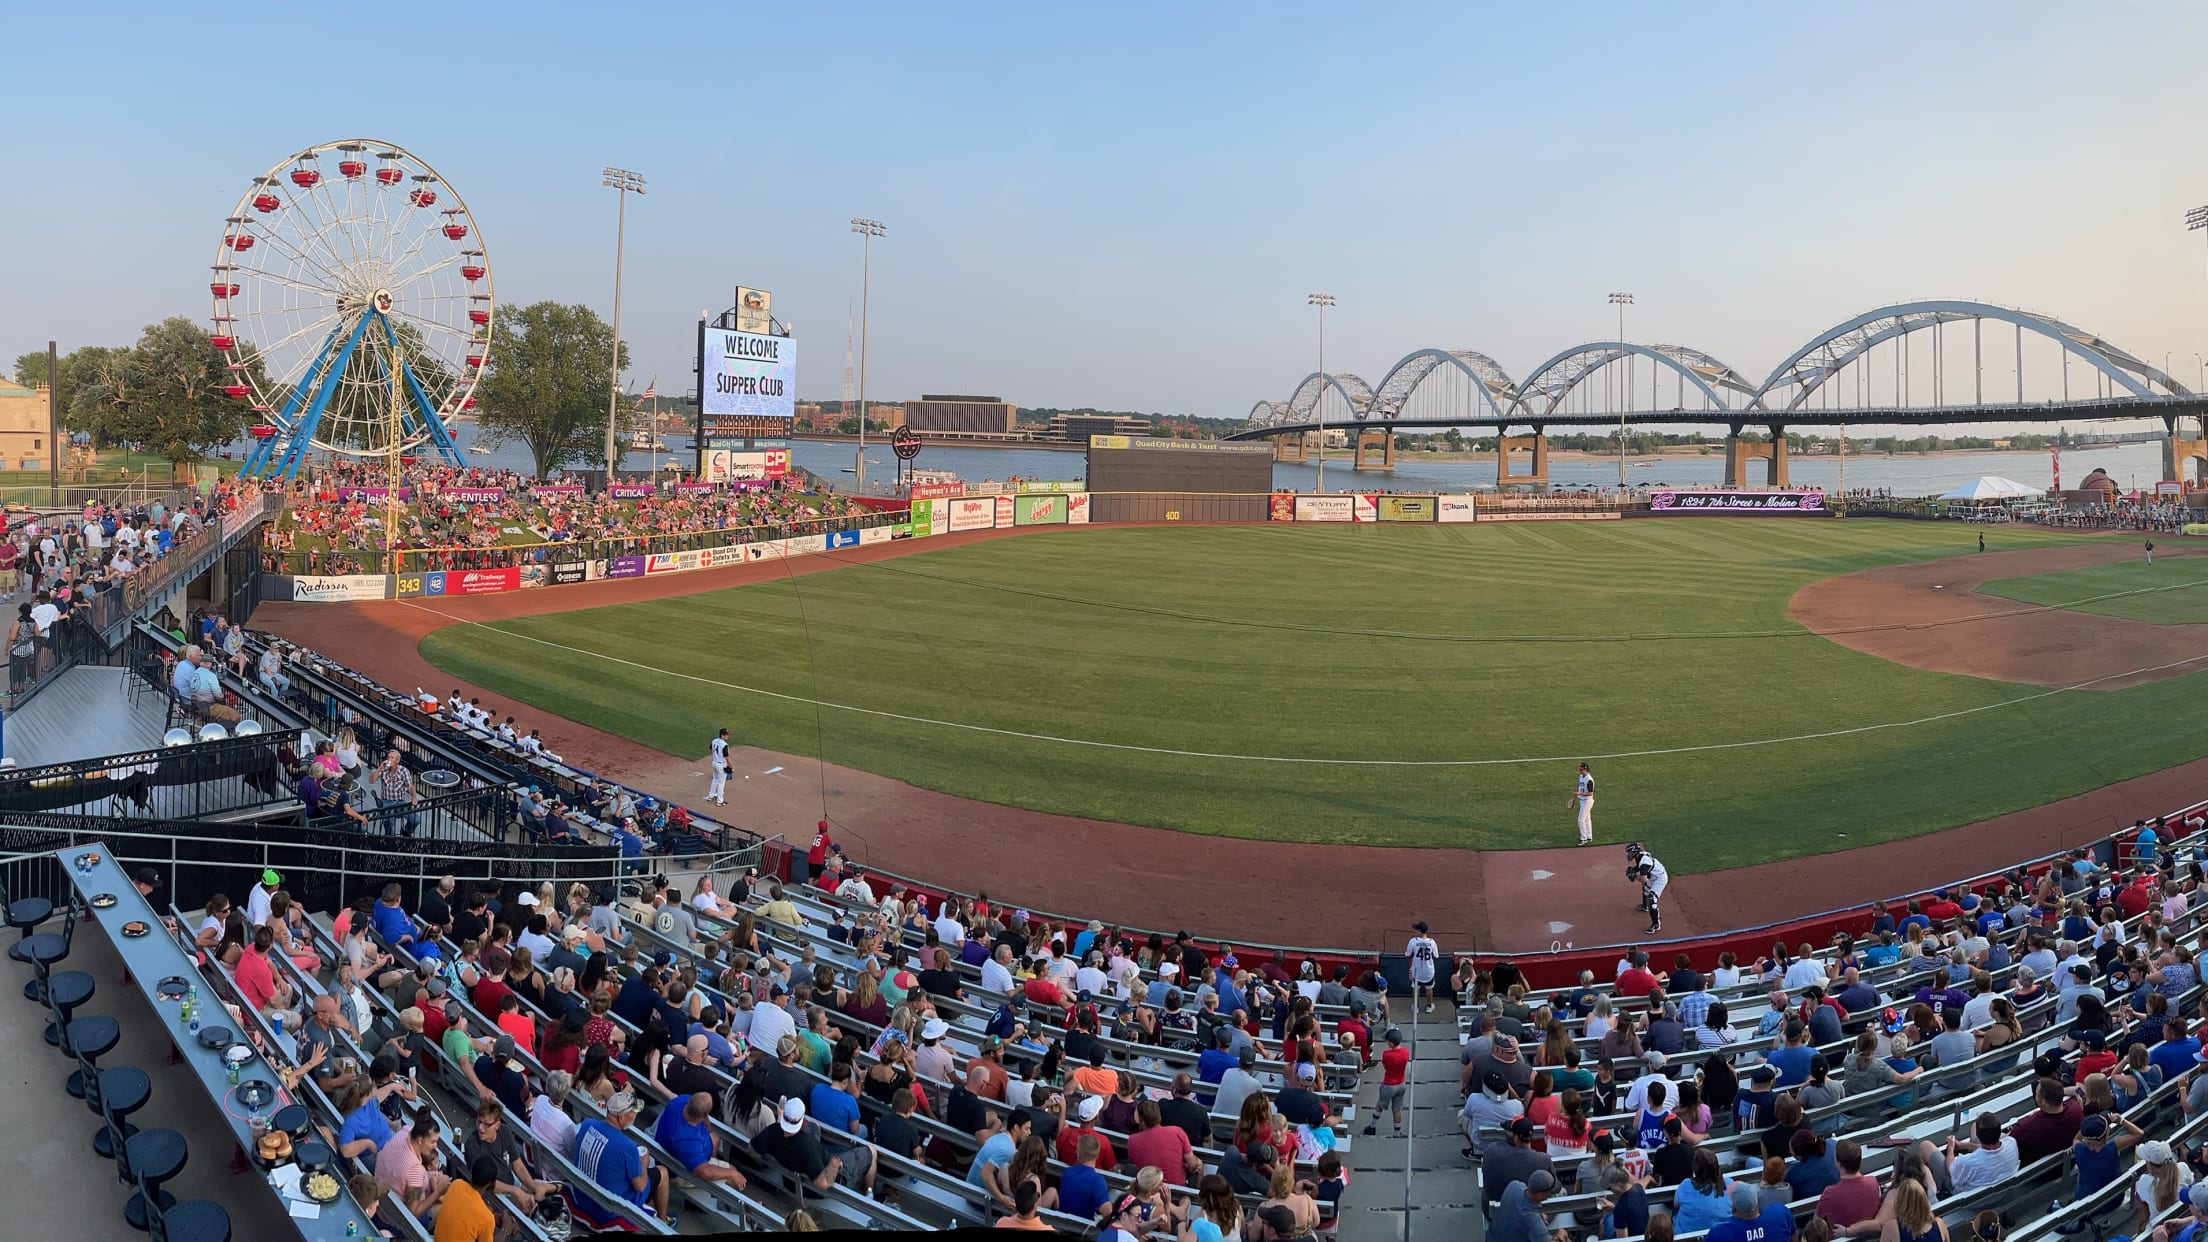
850, 218, 885, 493
1609, 293, 1634, 486
45, 341, 58, 503
1307, 293, 1334, 492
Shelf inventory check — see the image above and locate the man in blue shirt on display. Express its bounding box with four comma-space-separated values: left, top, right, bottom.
2151, 1017, 2201, 1083
574, 1092, 670, 1221
966, 1108, 1032, 1208
1764, 1020, 1814, 1089
1057, 1131, 1111, 1219
808, 1065, 864, 1140
369, 883, 415, 950
654, 1092, 746, 1189
1196, 1026, 1238, 1106
1708, 1182, 1794, 1242
1488, 1169, 1561, 1242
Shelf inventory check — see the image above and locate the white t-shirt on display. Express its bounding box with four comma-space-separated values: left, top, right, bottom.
1949, 1137, 2019, 1193
1406, 936, 1439, 983
245, 884, 274, 928
81, 524, 104, 551
2137, 1164, 2195, 1212
29, 602, 58, 634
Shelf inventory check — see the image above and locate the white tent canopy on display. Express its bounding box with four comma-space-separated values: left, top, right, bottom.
1937, 475, 2043, 502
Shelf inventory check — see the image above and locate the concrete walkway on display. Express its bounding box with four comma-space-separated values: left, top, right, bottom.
1335, 999, 1482, 1242
0, 916, 298, 1241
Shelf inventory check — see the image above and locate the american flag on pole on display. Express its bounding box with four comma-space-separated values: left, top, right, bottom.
632, 378, 657, 409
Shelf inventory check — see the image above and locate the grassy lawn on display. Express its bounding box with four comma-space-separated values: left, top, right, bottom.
1979, 558, 2208, 625
418, 519, 2208, 872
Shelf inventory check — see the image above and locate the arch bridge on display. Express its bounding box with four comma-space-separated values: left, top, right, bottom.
1234, 300, 2208, 487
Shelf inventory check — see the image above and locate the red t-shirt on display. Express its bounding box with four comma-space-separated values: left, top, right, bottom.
1380, 1046, 1410, 1086
1616, 969, 1659, 998
2074, 1049, 2118, 1080
470, 976, 513, 1017
1818, 1173, 1883, 1226
1126, 1125, 1194, 1184
1022, 977, 1064, 1007
807, 833, 831, 865
235, 946, 276, 1013
1922, 900, 1962, 922
2116, 883, 2152, 918
1056, 1124, 1118, 1170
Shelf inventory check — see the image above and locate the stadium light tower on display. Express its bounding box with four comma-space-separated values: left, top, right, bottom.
601, 167, 646, 476
1308, 293, 1335, 492
1609, 292, 1634, 487
851, 218, 886, 493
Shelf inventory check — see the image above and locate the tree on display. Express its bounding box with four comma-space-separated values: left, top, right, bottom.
90, 318, 258, 464
11, 349, 49, 391
469, 301, 627, 476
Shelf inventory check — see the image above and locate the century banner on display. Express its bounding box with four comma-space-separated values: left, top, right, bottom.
1294, 495, 1354, 523
1436, 494, 1477, 523
1378, 496, 1436, 522
1645, 490, 1830, 516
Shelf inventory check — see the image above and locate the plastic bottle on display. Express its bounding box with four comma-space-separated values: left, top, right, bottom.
226, 1057, 240, 1086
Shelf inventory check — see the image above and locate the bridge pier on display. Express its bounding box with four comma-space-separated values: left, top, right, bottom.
1353, 428, 1395, 472
1724, 424, 1789, 488
1275, 433, 1308, 463
2164, 414, 2205, 486
1498, 428, 1549, 488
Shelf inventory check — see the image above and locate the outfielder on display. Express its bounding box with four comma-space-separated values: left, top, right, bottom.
1626, 841, 1668, 935
1570, 762, 1596, 844
705, 727, 731, 805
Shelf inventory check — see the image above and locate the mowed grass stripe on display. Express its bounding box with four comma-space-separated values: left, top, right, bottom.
419, 521, 2192, 868
1979, 558, 2208, 625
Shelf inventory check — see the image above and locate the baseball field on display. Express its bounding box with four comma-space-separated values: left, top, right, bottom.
415, 519, 2208, 873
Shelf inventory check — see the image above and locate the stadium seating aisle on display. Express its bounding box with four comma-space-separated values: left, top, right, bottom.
1331, 1001, 1484, 1242
0, 922, 297, 1242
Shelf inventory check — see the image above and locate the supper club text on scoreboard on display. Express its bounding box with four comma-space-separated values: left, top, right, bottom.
699, 326, 797, 419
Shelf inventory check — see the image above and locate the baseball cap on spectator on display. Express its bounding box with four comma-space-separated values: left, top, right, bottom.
2081, 1115, 2110, 1140
1158, 962, 1179, 979
1491, 1034, 1519, 1060
1643, 1051, 1667, 1072
482, 946, 512, 975
1506, 1117, 1535, 1140
2070, 963, 2094, 981
2184, 1184, 2208, 1210
1729, 1184, 1760, 1214
2144, 1141, 2177, 1166
425, 978, 448, 998
1526, 1170, 1558, 1195
494, 1033, 517, 1059
1767, 989, 1788, 1008
1482, 1072, 1509, 1096
134, 867, 160, 888
778, 1098, 807, 1134
261, 869, 282, 887
1077, 1095, 1104, 1121
652, 950, 673, 969
1296, 1061, 1317, 1082
515, 892, 537, 907
1750, 1065, 1776, 1084
893, 971, 916, 992
606, 1091, 638, 1116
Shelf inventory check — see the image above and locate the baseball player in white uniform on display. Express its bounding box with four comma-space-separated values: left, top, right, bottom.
1571, 762, 1596, 844
1626, 842, 1668, 934
705, 727, 731, 804
1406, 921, 1440, 1016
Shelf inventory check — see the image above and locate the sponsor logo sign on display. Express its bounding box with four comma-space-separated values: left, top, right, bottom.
1013, 494, 1068, 526
1352, 494, 1378, 523
1270, 492, 1295, 522
605, 555, 647, 579
859, 525, 892, 545
291, 573, 390, 602
439, 487, 506, 504
1436, 494, 1477, 523
826, 530, 861, 549
608, 484, 656, 499
442, 567, 520, 595
1066, 493, 1090, 525
909, 483, 965, 500
337, 487, 409, 502
647, 550, 701, 574
993, 495, 1015, 527
550, 562, 588, 585
1378, 495, 1435, 522
672, 482, 717, 494
947, 496, 996, 532
908, 499, 934, 539
531, 484, 585, 498
519, 564, 549, 589
1646, 490, 1829, 516
1294, 495, 1354, 523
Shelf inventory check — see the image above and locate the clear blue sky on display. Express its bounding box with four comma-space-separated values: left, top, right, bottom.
12, 3, 2208, 423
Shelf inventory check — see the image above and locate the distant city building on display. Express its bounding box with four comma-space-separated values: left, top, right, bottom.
894, 395, 1018, 437
1043, 412, 1152, 442
0, 379, 52, 471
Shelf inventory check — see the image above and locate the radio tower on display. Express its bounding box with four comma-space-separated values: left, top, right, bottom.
841, 299, 856, 427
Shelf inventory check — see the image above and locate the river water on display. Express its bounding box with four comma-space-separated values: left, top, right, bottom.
393, 425, 2175, 499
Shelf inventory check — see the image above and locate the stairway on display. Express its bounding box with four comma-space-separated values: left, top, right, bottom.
1334, 998, 1484, 1242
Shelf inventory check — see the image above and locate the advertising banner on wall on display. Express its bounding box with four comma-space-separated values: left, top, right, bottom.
993, 495, 1016, 527
336, 487, 410, 502
292, 574, 392, 603
826, 530, 861, 549
948, 497, 996, 532
672, 482, 717, 494
1011, 480, 1083, 493
1013, 494, 1068, 526
551, 563, 588, 585
1294, 495, 1354, 522
930, 500, 949, 536
1066, 493, 1090, 525
1437, 494, 1477, 523
1645, 490, 1829, 516
426, 567, 521, 596
605, 556, 647, 579
440, 488, 506, 504
699, 325, 796, 420
1269, 492, 1295, 522
395, 572, 427, 598
908, 499, 934, 538
743, 540, 791, 562
1378, 496, 1436, 522
1352, 494, 1379, 523
909, 483, 965, 500
532, 485, 585, 498
647, 550, 701, 574
519, 565, 549, 589
859, 525, 892, 545
608, 484, 656, 499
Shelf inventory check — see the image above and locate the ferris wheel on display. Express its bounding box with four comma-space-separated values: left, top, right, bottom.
217, 139, 492, 477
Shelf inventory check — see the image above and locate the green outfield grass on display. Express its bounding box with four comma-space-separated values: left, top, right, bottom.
1979, 558, 2208, 625
417, 519, 2207, 873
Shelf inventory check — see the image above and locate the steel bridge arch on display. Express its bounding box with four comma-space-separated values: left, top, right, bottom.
1754, 300, 2193, 410
1365, 348, 1519, 422
1507, 342, 1758, 422
1284, 371, 1377, 421
1245, 400, 1291, 428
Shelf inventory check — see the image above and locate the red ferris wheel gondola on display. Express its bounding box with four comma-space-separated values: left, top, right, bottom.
289, 166, 320, 189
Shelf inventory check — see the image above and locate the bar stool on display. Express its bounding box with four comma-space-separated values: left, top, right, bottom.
40, 967, 95, 1045
43, 983, 120, 1099
138, 1167, 230, 1242
0, 873, 52, 943
75, 1036, 152, 1159
10, 901, 76, 971
108, 1089, 187, 1233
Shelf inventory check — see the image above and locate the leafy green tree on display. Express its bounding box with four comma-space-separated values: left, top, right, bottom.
469, 301, 628, 476
11, 349, 49, 391
88, 318, 259, 463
